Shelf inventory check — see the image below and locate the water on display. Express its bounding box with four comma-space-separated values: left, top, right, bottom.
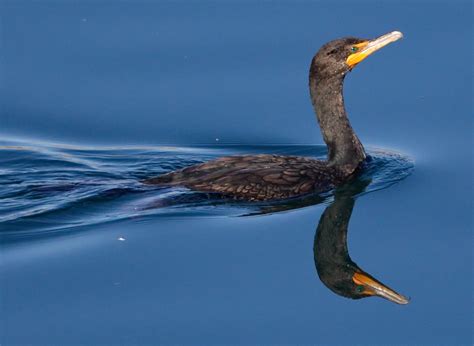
1, 1, 472, 345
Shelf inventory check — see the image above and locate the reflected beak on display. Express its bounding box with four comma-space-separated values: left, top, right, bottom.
346, 31, 403, 68
353, 271, 410, 305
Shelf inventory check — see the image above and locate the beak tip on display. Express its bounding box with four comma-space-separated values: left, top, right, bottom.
392, 294, 410, 305
395, 30, 403, 36
399, 298, 410, 305
391, 30, 404, 40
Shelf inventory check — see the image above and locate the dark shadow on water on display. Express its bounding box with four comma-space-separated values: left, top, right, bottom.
314, 179, 410, 304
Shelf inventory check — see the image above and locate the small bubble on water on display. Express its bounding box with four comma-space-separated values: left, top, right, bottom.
215, 138, 220, 142
118, 237, 126, 241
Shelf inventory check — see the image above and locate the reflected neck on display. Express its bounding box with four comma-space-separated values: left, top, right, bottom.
314, 193, 355, 271
309, 71, 366, 175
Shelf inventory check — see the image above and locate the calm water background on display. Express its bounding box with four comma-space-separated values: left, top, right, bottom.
1, 1, 472, 344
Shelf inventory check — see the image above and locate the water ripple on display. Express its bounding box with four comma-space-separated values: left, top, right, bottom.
0, 138, 414, 241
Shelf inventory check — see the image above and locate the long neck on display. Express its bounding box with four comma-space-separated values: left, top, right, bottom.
314, 192, 355, 272
309, 73, 366, 175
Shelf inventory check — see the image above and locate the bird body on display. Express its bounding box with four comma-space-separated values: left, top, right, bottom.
144, 31, 403, 200
145, 154, 351, 200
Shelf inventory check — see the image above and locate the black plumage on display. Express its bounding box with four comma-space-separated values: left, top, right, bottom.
145, 154, 347, 200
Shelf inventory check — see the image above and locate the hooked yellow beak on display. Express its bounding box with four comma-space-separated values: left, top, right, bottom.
346, 31, 403, 68
353, 271, 409, 305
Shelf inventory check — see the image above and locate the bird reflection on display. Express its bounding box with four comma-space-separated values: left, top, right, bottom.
314, 179, 409, 304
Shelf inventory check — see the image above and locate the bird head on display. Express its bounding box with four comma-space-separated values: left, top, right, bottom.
311, 31, 403, 78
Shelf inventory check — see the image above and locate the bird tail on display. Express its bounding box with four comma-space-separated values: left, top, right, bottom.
142, 172, 177, 186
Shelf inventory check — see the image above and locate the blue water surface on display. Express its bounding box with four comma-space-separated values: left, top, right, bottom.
0, 1, 472, 345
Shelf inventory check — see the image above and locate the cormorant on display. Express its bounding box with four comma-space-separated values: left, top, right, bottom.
144, 31, 403, 201
314, 180, 409, 304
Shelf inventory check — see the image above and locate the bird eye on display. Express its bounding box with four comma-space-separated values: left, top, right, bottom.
356, 285, 364, 293
351, 46, 359, 53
